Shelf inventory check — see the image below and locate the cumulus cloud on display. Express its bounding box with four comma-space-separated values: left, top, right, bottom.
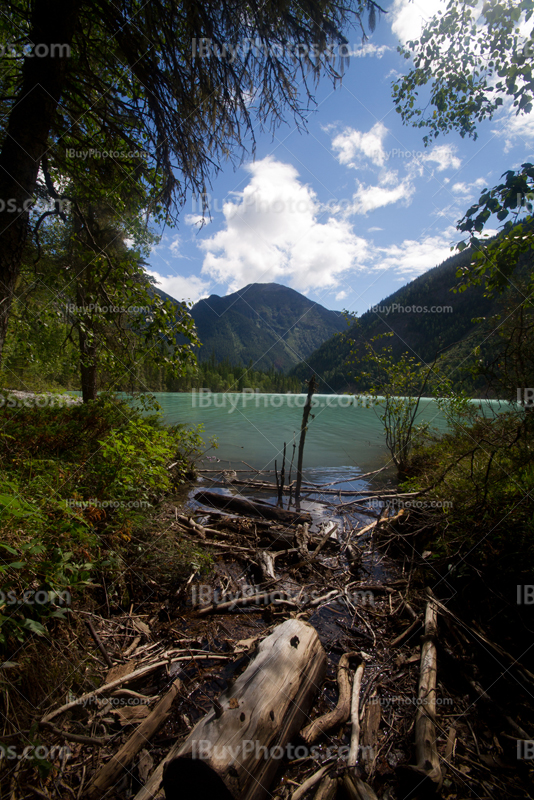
331, 124, 462, 217
422, 144, 461, 172
332, 122, 389, 168
376, 228, 457, 276
390, 0, 447, 43
350, 176, 416, 215
199, 157, 370, 293
147, 270, 211, 304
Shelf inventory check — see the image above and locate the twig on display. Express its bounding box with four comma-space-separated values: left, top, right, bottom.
85, 619, 113, 668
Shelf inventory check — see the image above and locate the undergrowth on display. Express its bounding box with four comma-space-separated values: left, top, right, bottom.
0, 393, 213, 648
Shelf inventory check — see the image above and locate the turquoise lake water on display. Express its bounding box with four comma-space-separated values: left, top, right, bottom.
149, 392, 507, 476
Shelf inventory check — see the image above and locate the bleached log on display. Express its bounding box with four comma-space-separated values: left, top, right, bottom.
300, 651, 358, 744
161, 619, 326, 800
405, 596, 443, 793
348, 659, 365, 769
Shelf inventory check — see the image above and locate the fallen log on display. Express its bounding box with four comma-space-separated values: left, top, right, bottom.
300, 651, 358, 744
161, 619, 326, 800
401, 595, 443, 794
86, 679, 182, 799
194, 490, 312, 524
348, 658, 365, 769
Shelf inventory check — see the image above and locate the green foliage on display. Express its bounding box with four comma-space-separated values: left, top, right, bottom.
358, 334, 431, 474
392, 0, 534, 143
404, 409, 534, 615
0, 395, 209, 648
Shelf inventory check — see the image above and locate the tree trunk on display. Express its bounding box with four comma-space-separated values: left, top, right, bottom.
79, 330, 98, 402
0, 0, 81, 364
160, 619, 327, 800
295, 376, 316, 506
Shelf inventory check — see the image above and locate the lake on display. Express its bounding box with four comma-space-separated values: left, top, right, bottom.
150, 391, 502, 477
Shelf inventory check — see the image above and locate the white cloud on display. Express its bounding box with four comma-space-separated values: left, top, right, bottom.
494, 107, 534, 153
169, 235, 181, 256
199, 157, 370, 293
451, 178, 486, 198
184, 213, 212, 228
335, 289, 348, 301
368, 226, 383, 232
147, 270, 211, 304
350, 176, 416, 215
377, 228, 456, 276
349, 43, 391, 58
422, 144, 461, 172
390, 0, 447, 43
332, 122, 389, 168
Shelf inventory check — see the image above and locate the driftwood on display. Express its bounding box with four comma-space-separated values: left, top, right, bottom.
294, 523, 310, 561
256, 550, 276, 580
300, 651, 358, 744
343, 774, 379, 800
348, 659, 365, 769
86, 679, 182, 799
291, 766, 331, 800
41, 661, 174, 724
313, 774, 338, 800
161, 619, 326, 800
343, 659, 379, 800
403, 595, 443, 794
194, 490, 312, 524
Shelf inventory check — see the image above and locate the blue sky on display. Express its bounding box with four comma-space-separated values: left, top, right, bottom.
147, 0, 534, 316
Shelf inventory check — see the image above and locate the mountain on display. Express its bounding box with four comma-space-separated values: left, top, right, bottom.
181, 283, 347, 372
291, 247, 499, 392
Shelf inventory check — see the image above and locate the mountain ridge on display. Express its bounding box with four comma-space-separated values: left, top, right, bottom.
167, 282, 347, 372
